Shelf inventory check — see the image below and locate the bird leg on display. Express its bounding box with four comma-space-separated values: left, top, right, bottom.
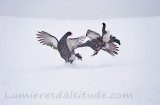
91, 51, 99, 56
75, 53, 82, 60
69, 60, 73, 63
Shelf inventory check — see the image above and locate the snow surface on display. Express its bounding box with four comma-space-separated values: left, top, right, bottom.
0, 16, 160, 105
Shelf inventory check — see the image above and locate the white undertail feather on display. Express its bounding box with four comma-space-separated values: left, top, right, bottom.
69, 54, 76, 61
102, 30, 111, 43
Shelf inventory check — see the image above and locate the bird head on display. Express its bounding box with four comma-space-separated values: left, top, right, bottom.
102, 22, 106, 26
66, 31, 72, 36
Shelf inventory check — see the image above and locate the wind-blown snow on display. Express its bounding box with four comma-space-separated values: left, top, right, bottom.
0, 16, 160, 105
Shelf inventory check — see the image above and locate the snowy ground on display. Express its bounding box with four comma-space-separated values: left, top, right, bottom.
0, 16, 160, 105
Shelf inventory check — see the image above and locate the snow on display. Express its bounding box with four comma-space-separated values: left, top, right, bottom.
0, 16, 160, 105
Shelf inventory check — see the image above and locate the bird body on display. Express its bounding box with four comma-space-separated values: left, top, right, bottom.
78, 23, 120, 56
57, 33, 72, 62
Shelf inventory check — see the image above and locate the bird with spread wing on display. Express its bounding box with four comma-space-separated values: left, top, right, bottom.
78, 23, 121, 56
36, 31, 85, 63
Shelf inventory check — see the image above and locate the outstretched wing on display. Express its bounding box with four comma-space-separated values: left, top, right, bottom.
67, 36, 86, 52
86, 29, 101, 40
102, 43, 119, 56
36, 31, 59, 50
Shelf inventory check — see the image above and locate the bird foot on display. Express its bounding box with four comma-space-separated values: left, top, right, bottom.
75, 53, 82, 60
91, 51, 98, 56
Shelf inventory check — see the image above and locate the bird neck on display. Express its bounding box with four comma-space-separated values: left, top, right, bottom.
102, 25, 106, 31
60, 34, 69, 41
102, 25, 107, 35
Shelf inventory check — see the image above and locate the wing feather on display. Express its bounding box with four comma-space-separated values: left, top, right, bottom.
36, 31, 58, 50
67, 36, 85, 52
102, 43, 119, 56
86, 29, 101, 40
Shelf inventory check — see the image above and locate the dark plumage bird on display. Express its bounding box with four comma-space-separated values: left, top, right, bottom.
78, 23, 121, 56
36, 31, 85, 63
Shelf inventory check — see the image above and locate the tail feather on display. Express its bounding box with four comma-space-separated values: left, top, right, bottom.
106, 49, 118, 56
102, 43, 119, 56
109, 35, 121, 45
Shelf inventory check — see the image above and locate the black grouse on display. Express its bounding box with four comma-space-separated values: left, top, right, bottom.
36, 31, 85, 63
78, 23, 120, 56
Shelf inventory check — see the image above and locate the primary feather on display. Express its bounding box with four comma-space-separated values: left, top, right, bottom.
36, 31, 58, 50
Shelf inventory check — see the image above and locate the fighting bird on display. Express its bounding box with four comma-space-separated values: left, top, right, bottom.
36, 31, 85, 63
78, 23, 121, 56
